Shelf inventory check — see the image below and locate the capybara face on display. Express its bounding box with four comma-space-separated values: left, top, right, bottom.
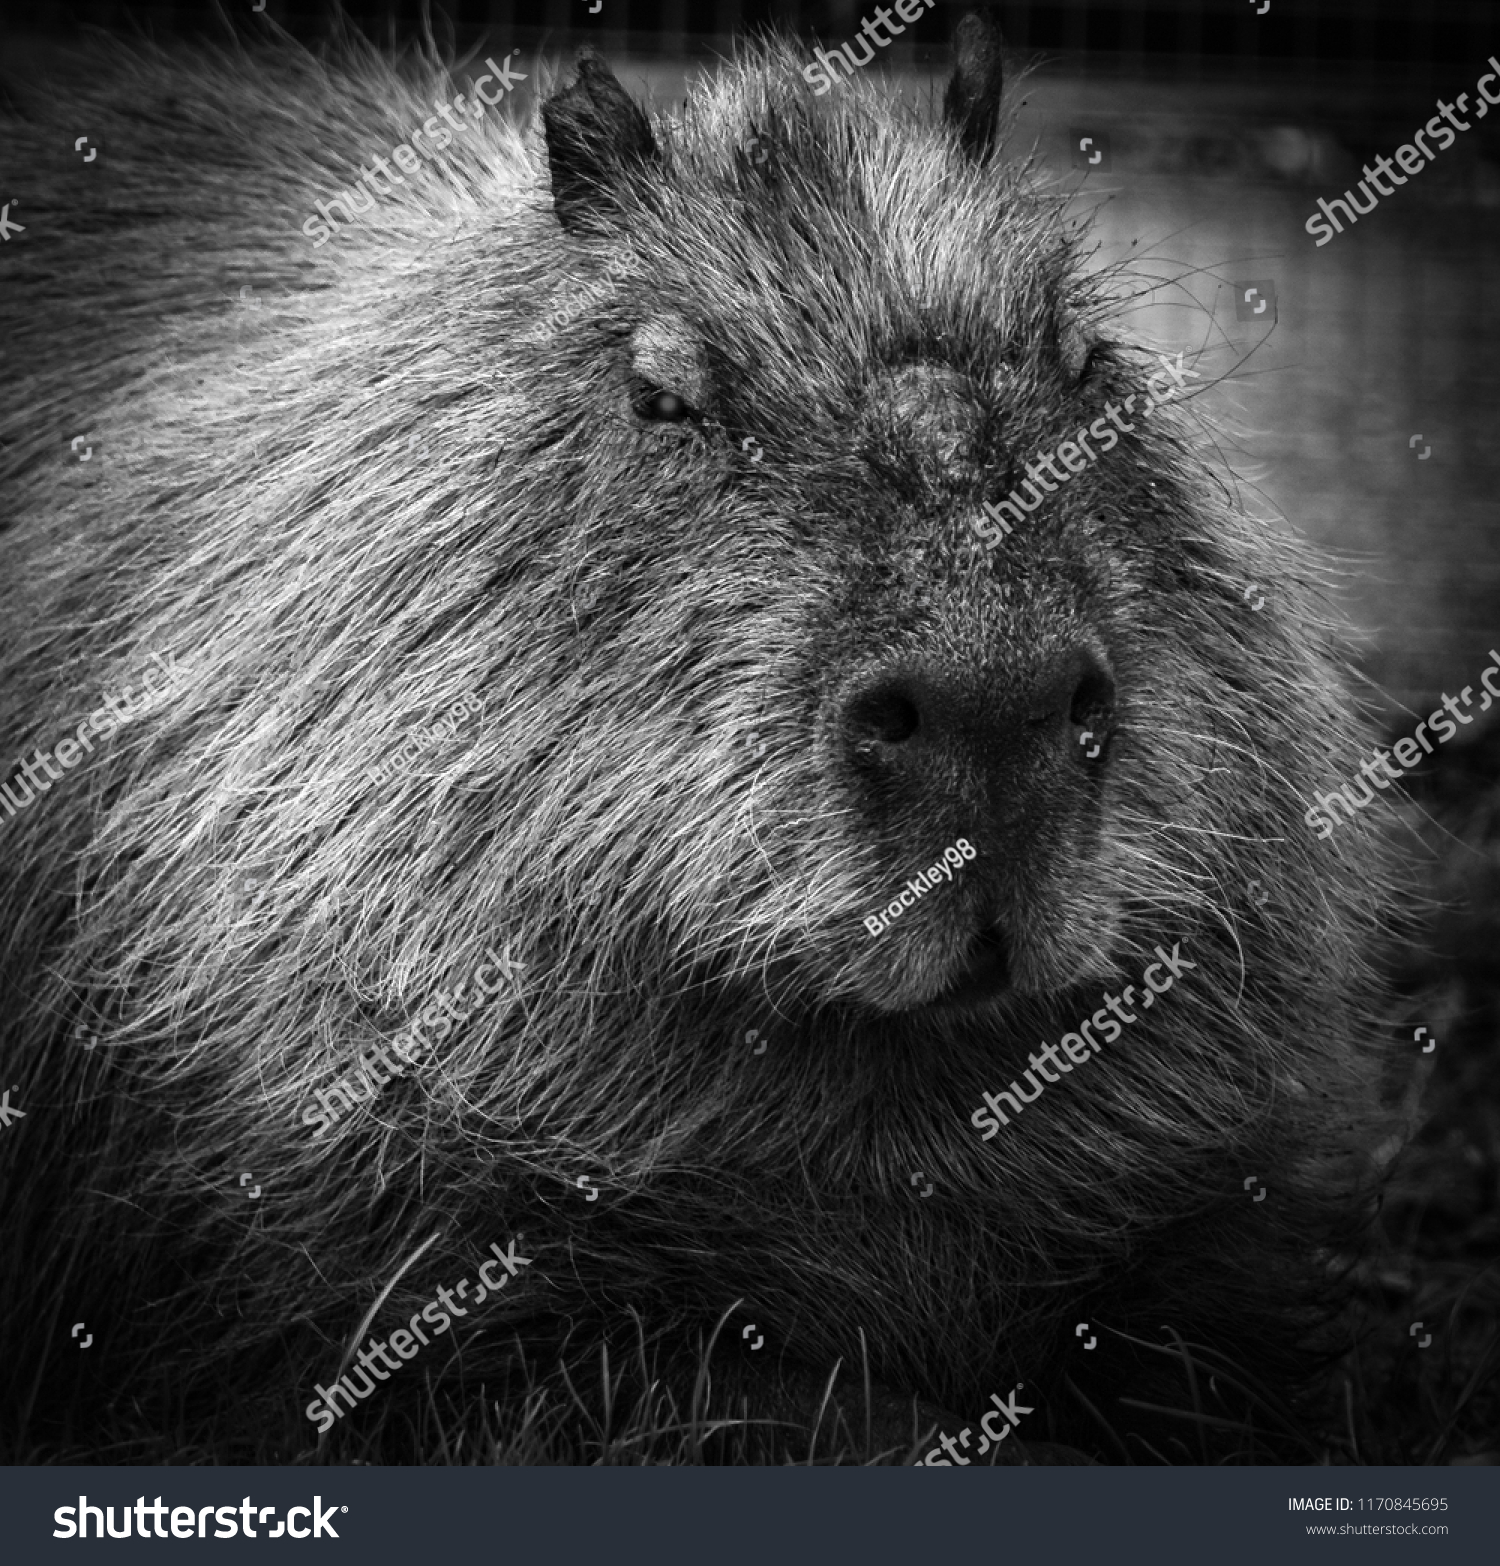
0, 18, 1399, 1459
527, 112, 1143, 1015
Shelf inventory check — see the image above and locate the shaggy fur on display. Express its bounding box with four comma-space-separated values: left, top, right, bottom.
0, 18, 1400, 1462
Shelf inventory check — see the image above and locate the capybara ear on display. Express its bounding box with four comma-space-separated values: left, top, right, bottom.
943, 10, 1006, 162
542, 47, 660, 232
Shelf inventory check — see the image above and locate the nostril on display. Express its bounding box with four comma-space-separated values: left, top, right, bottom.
1069, 660, 1116, 733
847, 684, 922, 746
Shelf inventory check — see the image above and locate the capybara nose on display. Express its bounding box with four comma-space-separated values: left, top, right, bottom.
841, 647, 1116, 786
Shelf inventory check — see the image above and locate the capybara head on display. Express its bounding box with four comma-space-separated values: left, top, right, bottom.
0, 16, 1400, 1461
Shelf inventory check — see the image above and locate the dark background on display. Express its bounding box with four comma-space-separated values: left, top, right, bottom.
4, 0, 1498, 81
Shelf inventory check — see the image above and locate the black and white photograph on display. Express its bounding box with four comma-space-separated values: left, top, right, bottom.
0, 0, 1496, 1556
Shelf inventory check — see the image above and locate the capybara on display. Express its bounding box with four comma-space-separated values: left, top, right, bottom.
0, 14, 1402, 1463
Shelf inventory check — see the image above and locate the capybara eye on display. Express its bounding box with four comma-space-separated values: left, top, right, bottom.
636, 386, 697, 423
